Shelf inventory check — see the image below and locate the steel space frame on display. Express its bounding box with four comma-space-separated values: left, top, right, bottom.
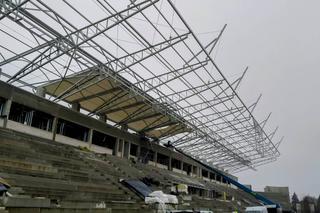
0, 0, 282, 173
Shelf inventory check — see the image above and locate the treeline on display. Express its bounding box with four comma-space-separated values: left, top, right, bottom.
292, 192, 320, 213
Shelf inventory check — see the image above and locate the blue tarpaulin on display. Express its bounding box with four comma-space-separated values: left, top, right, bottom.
123, 180, 153, 198
0, 184, 7, 192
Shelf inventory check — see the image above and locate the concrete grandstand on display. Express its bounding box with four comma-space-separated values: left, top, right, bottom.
0, 0, 285, 212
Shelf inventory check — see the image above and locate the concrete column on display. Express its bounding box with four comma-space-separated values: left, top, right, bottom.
198, 167, 202, 178
168, 156, 172, 171
52, 117, 58, 141
119, 140, 124, 158
113, 138, 120, 156
136, 145, 141, 159
153, 151, 158, 167
124, 141, 131, 159
36, 87, 46, 98
88, 129, 93, 148
181, 161, 184, 172
71, 102, 80, 112
2, 98, 12, 128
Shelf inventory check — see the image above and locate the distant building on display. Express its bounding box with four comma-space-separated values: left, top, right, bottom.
264, 186, 290, 195
244, 185, 252, 190
256, 186, 291, 211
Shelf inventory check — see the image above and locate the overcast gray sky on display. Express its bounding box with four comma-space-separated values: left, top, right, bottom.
174, 0, 320, 198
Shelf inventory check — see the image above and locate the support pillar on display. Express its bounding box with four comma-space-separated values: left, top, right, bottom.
124, 141, 131, 159
113, 138, 120, 156
88, 129, 93, 148
181, 161, 184, 172
168, 156, 172, 171
153, 151, 158, 167
119, 139, 124, 158
136, 145, 141, 160
52, 117, 58, 141
198, 167, 202, 178
2, 98, 12, 128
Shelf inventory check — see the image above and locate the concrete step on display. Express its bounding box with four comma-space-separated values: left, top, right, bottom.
3, 197, 50, 208
1, 173, 120, 192
6, 208, 112, 213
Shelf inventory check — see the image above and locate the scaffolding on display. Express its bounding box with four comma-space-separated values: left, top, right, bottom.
0, 0, 282, 172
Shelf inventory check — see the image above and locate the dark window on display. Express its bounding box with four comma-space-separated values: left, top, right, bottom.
222, 177, 227, 184
216, 174, 222, 182
140, 147, 154, 163
193, 166, 198, 174
9, 102, 53, 131
57, 118, 89, 141
210, 172, 216, 180
118, 139, 123, 152
130, 143, 138, 156
157, 153, 169, 166
172, 158, 181, 169
202, 169, 209, 178
92, 130, 116, 149
183, 163, 192, 175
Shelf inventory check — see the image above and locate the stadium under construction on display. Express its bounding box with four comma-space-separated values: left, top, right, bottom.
0, 0, 286, 212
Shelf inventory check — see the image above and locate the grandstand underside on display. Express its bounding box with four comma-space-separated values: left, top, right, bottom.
0, 0, 284, 212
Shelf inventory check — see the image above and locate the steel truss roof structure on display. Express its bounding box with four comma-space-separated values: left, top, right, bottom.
0, 0, 282, 172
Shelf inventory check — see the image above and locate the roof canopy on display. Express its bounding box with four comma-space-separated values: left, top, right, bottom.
42, 69, 189, 138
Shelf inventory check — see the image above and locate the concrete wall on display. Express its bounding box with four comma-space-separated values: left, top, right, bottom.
55, 134, 89, 148
7, 120, 53, 140
91, 144, 113, 155
0, 118, 4, 127
264, 186, 289, 195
